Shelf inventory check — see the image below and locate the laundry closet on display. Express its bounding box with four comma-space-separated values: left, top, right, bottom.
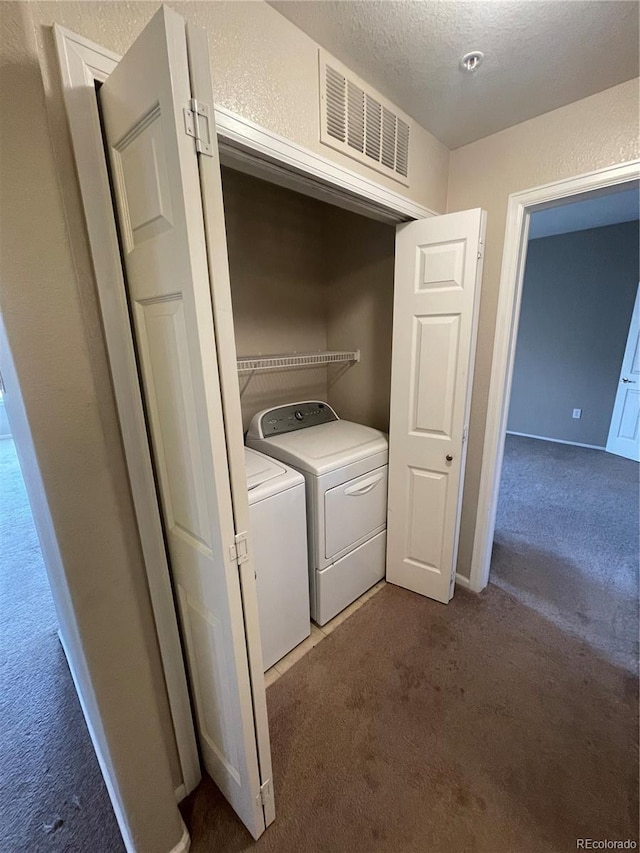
220, 166, 396, 435
219, 164, 397, 669
70, 6, 485, 839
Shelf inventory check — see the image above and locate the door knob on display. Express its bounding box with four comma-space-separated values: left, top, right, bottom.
446, 454, 453, 462
622, 378, 635, 384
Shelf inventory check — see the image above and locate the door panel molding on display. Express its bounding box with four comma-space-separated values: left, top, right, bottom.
387, 209, 485, 604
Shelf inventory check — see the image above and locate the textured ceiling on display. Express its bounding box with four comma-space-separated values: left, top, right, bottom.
269, 1, 640, 149
529, 186, 640, 239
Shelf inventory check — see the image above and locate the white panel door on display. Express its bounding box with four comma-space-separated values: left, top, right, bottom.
387, 209, 486, 603
99, 7, 269, 839
606, 284, 640, 461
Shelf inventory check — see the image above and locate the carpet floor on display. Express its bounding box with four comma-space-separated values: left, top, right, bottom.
0, 438, 123, 852
183, 436, 639, 852
492, 435, 639, 672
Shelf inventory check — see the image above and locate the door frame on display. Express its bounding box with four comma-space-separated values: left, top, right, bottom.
55, 24, 200, 798
53, 21, 433, 798
469, 159, 640, 594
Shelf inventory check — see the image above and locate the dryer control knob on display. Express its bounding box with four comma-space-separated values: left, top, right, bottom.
294, 410, 304, 421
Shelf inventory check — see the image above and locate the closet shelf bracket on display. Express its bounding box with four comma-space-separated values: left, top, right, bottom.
236, 350, 360, 374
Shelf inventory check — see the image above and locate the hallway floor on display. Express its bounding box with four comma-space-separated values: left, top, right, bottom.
492, 434, 639, 671
182, 434, 638, 851
0, 439, 123, 852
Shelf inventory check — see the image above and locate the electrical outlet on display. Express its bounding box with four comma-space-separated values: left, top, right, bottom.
572, 408, 582, 419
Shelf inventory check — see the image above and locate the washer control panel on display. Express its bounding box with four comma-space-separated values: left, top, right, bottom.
259, 401, 338, 436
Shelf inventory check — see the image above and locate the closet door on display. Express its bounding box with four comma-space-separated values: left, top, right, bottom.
387, 209, 486, 604
99, 7, 271, 839
185, 25, 274, 828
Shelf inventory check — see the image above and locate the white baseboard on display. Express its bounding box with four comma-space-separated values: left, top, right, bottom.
170, 822, 191, 853
455, 572, 470, 589
506, 431, 605, 452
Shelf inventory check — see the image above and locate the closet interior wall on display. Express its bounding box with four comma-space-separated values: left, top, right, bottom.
221, 167, 396, 433
324, 208, 395, 433
221, 166, 329, 430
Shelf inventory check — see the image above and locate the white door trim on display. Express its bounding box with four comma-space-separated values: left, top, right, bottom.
469, 159, 640, 594
214, 106, 435, 223
52, 20, 432, 801
54, 23, 201, 797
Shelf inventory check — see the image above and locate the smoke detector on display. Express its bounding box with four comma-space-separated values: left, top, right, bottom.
460, 51, 484, 73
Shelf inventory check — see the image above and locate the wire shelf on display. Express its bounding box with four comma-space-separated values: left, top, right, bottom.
236, 350, 360, 374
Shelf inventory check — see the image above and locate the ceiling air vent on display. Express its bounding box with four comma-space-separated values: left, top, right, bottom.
320, 50, 410, 186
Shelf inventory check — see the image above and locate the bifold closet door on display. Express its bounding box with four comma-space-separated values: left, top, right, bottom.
386, 209, 486, 604
99, 6, 271, 840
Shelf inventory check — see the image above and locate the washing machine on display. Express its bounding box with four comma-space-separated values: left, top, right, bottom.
246, 402, 388, 626
244, 447, 310, 670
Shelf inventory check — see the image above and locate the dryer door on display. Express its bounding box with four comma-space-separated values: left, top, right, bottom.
324, 466, 388, 559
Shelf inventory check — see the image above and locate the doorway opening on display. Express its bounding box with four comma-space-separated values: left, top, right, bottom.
488, 186, 639, 670
0, 386, 122, 851
219, 164, 396, 679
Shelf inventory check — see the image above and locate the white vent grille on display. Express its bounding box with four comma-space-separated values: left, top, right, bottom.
320, 51, 410, 186
325, 65, 346, 142
347, 81, 365, 152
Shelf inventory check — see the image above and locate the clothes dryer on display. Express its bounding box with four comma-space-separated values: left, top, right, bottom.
247, 402, 388, 626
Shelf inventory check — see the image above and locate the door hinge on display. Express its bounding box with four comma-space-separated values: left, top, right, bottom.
183, 98, 213, 156
462, 424, 469, 444
477, 239, 484, 260
229, 531, 249, 565
258, 778, 273, 810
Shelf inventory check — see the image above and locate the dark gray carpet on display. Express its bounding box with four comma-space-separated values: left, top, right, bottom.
183, 582, 638, 852
182, 438, 639, 851
0, 438, 123, 852
492, 435, 639, 672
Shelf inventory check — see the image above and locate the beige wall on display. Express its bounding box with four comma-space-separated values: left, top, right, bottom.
30, 0, 449, 214
222, 167, 396, 434
325, 209, 395, 433
0, 2, 184, 850
447, 78, 640, 579
222, 168, 330, 430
